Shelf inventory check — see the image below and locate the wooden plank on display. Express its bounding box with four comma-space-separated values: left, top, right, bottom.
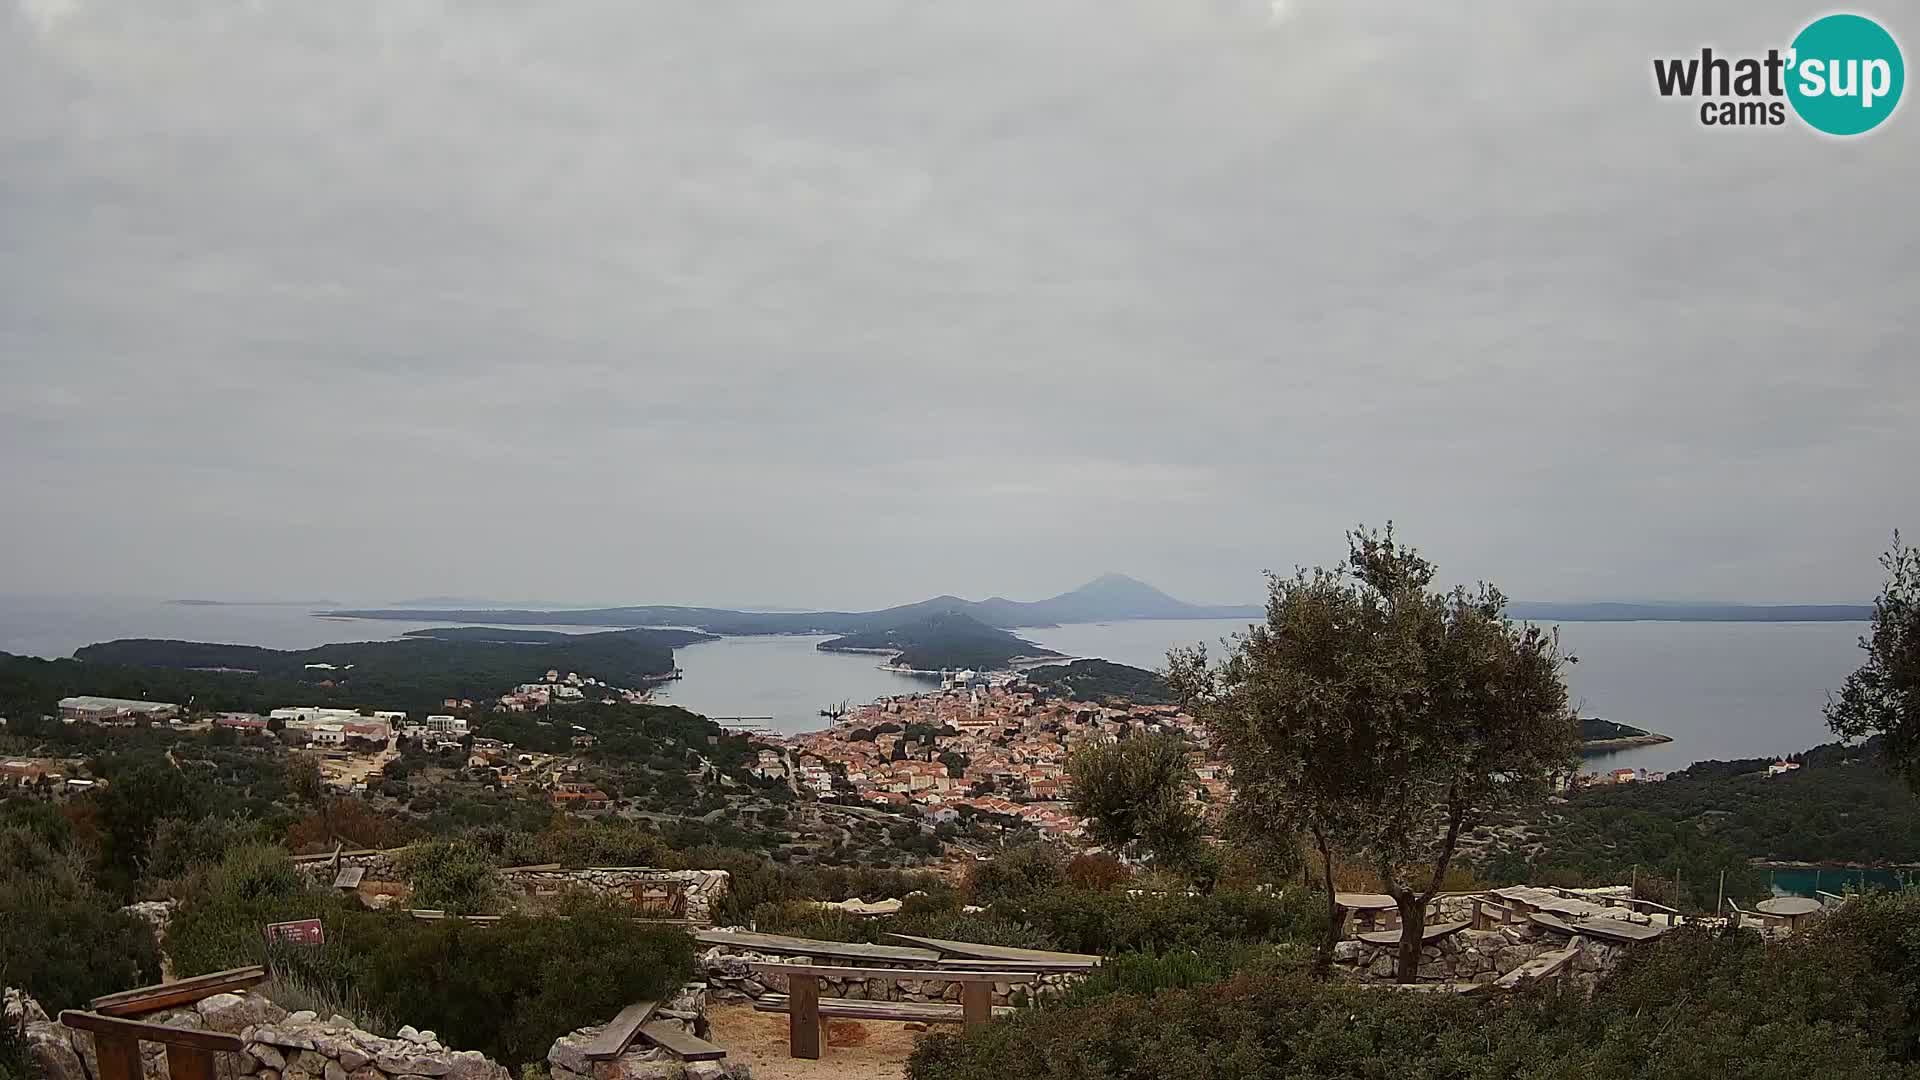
580, 1001, 658, 1060
59, 1012, 245, 1053
1356, 919, 1471, 946
90, 967, 269, 1017
635, 1022, 725, 1062
695, 929, 941, 965
747, 963, 1036, 984
930, 958, 1099, 974
960, 982, 992, 1032
788, 976, 822, 1060
93, 1031, 143, 1080
164, 1044, 217, 1080
752, 996, 1010, 1023
882, 934, 1100, 965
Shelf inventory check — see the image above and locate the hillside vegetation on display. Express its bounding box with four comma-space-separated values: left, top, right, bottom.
818, 611, 1060, 670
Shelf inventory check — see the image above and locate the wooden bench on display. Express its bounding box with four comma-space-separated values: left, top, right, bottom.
61, 1012, 244, 1080
748, 963, 1036, 1060
89, 966, 270, 1018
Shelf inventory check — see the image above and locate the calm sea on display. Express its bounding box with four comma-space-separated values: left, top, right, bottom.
0, 597, 1869, 770
1022, 618, 1870, 773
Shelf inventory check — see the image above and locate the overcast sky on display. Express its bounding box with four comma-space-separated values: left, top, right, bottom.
2, 0, 1915, 611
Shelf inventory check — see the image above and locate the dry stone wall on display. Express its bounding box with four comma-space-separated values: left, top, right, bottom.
9, 990, 510, 1080
497, 868, 728, 926
700, 945, 1081, 1007
293, 850, 729, 926
1331, 925, 1628, 993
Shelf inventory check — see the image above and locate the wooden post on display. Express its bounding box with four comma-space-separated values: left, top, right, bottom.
788, 975, 823, 1060
93, 1032, 142, 1080
164, 1045, 217, 1080
961, 981, 992, 1032
1716, 870, 1726, 919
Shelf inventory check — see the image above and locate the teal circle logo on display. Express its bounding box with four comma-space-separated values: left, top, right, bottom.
1787, 14, 1904, 135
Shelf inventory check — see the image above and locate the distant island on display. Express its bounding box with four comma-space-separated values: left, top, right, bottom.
324, 574, 1871, 635
7, 626, 716, 715
1579, 716, 1674, 751
325, 573, 1261, 633
818, 611, 1061, 672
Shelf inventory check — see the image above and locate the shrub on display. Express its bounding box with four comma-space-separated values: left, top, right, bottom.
406, 839, 499, 914
965, 844, 1064, 906
271, 896, 696, 1066
909, 893, 1920, 1080
992, 885, 1318, 956
167, 845, 353, 976
0, 826, 161, 1010
1064, 853, 1131, 892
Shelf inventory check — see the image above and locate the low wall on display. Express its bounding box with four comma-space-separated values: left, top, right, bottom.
1331, 924, 1627, 992
498, 867, 729, 926
293, 849, 730, 926
13, 990, 511, 1080
699, 946, 1083, 1008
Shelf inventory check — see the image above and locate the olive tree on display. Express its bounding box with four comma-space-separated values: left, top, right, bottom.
1827, 533, 1920, 787
1168, 526, 1579, 981
1066, 734, 1207, 881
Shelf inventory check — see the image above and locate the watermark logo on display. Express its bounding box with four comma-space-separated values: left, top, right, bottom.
1653, 13, 1903, 134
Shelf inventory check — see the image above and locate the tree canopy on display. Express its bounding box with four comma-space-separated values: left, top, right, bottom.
1827, 533, 1920, 788
1066, 734, 1206, 878
1168, 525, 1579, 980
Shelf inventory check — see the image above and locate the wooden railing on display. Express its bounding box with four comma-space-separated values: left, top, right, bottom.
59, 1012, 243, 1080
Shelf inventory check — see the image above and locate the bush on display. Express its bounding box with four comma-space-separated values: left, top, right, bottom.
273, 896, 695, 1066
0, 825, 161, 1010
965, 844, 1064, 906
909, 893, 1920, 1080
1064, 853, 1131, 892
406, 839, 499, 914
991, 885, 1318, 956
167, 845, 352, 977
1052, 947, 1264, 1008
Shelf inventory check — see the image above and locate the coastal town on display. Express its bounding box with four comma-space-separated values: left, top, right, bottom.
769, 669, 1225, 840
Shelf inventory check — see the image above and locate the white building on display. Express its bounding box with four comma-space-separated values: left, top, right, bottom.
425, 715, 469, 734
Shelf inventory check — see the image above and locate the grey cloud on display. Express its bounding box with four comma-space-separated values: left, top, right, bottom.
1, 0, 1915, 608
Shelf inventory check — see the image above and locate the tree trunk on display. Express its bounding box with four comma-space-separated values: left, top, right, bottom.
1394, 892, 1427, 984
1313, 828, 1338, 978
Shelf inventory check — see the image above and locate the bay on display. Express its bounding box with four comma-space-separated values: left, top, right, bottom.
0, 596, 1874, 771
1020, 618, 1871, 774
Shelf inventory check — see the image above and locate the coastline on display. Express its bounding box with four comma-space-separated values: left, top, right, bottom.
1580, 733, 1675, 752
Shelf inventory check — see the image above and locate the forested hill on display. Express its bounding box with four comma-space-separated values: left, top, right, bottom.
817, 611, 1060, 671
0, 627, 710, 716
1022, 659, 1177, 704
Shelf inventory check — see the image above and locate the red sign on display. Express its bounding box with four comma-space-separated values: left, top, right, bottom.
264, 919, 325, 946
